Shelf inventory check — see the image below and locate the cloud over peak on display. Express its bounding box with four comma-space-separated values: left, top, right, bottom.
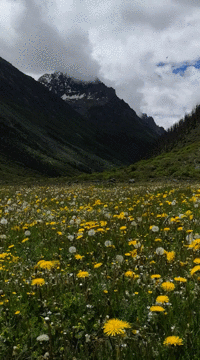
1, 0, 200, 128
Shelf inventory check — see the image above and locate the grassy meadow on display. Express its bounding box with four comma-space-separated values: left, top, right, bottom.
1, 181, 200, 359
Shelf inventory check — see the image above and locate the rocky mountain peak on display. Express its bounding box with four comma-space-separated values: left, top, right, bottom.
38, 72, 116, 116
141, 113, 165, 136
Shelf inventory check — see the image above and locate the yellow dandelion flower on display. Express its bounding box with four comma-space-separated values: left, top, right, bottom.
36, 260, 60, 270
150, 306, 165, 312
129, 249, 137, 258
103, 318, 131, 336
77, 270, 89, 278
163, 336, 183, 346
128, 240, 137, 246
75, 254, 84, 260
120, 226, 127, 231
166, 251, 175, 262
124, 271, 135, 278
174, 277, 187, 282
151, 274, 161, 279
156, 295, 169, 304
31, 278, 45, 286
15, 310, 20, 315
78, 228, 85, 233
94, 263, 103, 268
0, 253, 9, 259
22, 238, 29, 243
180, 261, 188, 267
188, 239, 200, 250
193, 258, 200, 264
161, 282, 175, 292
132, 329, 139, 335
191, 265, 200, 276
76, 234, 83, 239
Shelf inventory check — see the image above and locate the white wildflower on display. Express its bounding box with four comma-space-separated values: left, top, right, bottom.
0, 235, 6, 239
156, 247, 165, 255
36, 334, 49, 342
85, 334, 91, 343
88, 229, 95, 236
69, 246, 76, 253
104, 240, 112, 247
151, 226, 159, 232
0, 218, 7, 225
116, 255, 124, 264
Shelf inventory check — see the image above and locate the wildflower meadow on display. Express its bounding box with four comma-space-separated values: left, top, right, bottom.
0, 181, 200, 359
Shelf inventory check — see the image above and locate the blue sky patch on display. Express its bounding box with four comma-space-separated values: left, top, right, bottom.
157, 58, 200, 75
172, 64, 188, 74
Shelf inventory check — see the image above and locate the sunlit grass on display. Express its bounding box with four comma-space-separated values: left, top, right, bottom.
0, 182, 200, 359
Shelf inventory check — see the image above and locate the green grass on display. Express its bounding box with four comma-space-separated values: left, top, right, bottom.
77, 140, 200, 183
1, 181, 200, 359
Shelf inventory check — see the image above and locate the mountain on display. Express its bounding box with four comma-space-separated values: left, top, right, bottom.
83, 105, 200, 182
0, 57, 163, 182
38, 71, 164, 132
38, 73, 115, 116
141, 113, 165, 136
38, 72, 165, 163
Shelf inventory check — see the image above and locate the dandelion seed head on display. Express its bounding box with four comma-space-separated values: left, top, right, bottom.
36, 334, 49, 342
156, 247, 165, 255
69, 246, 76, 254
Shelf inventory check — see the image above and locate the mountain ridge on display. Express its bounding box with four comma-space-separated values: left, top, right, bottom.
38, 71, 165, 137
0, 56, 163, 183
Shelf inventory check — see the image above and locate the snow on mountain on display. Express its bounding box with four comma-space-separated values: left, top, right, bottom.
38, 71, 165, 136
38, 72, 115, 115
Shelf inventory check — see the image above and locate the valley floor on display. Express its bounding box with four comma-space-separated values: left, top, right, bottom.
0, 181, 200, 359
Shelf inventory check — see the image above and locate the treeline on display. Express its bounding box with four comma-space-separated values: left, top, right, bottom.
148, 104, 200, 157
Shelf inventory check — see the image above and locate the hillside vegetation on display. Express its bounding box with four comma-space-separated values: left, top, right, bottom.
79, 105, 200, 182
0, 57, 162, 184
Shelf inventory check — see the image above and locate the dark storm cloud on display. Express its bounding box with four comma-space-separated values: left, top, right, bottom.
1, 0, 100, 80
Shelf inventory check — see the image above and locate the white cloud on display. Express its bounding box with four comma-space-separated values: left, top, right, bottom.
0, 0, 25, 43
2, 0, 200, 128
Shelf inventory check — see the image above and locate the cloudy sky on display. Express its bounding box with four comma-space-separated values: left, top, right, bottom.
1, 0, 200, 129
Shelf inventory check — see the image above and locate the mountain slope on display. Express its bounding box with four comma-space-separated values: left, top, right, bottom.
0, 58, 123, 179
38, 72, 165, 162
81, 106, 200, 182
0, 57, 163, 182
